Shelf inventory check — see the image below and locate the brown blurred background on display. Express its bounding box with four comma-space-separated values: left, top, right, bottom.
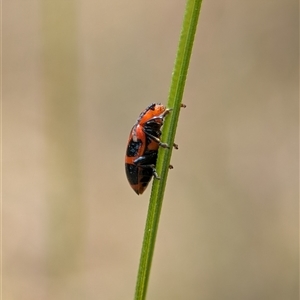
3, 1, 298, 299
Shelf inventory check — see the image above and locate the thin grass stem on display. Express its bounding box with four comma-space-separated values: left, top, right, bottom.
134, 1, 203, 299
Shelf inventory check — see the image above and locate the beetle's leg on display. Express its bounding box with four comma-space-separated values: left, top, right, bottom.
145, 132, 178, 150
133, 153, 161, 180
143, 131, 170, 148
147, 131, 178, 150
133, 161, 160, 180
144, 131, 178, 150
162, 108, 172, 117
135, 163, 160, 180
151, 166, 160, 180
133, 153, 174, 180
142, 163, 173, 180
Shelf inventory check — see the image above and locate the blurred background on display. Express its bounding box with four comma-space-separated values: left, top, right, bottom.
3, 0, 298, 299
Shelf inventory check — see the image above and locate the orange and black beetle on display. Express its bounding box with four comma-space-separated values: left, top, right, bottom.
125, 103, 184, 195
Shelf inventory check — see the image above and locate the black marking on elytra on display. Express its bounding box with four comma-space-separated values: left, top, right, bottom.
126, 139, 142, 157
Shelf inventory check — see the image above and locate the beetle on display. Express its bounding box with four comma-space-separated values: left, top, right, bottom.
125, 103, 184, 195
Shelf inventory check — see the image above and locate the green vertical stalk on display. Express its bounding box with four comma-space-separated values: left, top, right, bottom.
134, 1, 203, 299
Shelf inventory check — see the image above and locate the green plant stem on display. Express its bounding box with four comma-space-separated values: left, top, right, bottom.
134, 1, 202, 299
